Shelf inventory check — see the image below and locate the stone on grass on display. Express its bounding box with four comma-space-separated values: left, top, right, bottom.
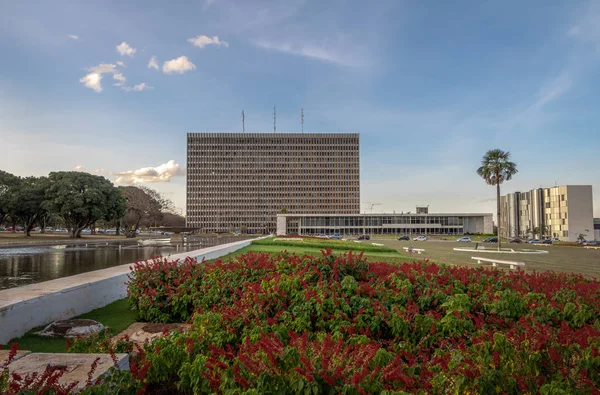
37, 319, 104, 338
113, 322, 191, 346
6, 353, 128, 389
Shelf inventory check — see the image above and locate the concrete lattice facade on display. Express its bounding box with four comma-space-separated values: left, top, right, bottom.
500, 185, 594, 242
276, 213, 493, 236
186, 133, 360, 233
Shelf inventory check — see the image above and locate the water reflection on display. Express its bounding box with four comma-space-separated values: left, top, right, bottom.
0, 236, 250, 290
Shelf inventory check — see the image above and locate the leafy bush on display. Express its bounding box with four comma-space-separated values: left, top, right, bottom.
253, 236, 398, 253
126, 250, 600, 394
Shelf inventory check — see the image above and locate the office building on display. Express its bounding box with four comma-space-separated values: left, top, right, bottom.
594, 218, 600, 241
276, 210, 493, 236
500, 185, 594, 242
186, 133, 360, 233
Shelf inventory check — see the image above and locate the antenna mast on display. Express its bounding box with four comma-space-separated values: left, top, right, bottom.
273, 106, 276, 133
242, 110, 245, 133
301, 108, 304, 133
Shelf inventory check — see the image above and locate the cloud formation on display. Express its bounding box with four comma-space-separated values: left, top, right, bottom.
162, 56, 196, 74
188, 35, 229, 48
116, 41, 136, 56
113, 160, 185, 184
67, 34, 79, 40
79, 63, 117, 92
254, 40, 359, 67
148, 56, 159, 70
123, 82, 153, 92
73, 165, 84, 171
116, 61, 125, 67
113, 72, 126, 87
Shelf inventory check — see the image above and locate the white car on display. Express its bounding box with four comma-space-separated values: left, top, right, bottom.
413, 236, 427, 241
456, 237, 472, 242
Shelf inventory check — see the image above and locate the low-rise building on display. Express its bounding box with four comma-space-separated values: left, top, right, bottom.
500, 185, 594, 242
276, 210, 493, 236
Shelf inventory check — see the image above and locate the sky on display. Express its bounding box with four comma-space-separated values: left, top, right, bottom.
1, 0, 599, 218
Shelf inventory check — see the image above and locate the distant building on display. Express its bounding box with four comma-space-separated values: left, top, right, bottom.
500, 185, 594, 242
276, 210, 493, 236
594, 218, 600, 241
186, 133, 360, 233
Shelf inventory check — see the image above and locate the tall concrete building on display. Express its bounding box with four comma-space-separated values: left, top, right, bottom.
500, 185, 594, 242
186, 133, 360, 233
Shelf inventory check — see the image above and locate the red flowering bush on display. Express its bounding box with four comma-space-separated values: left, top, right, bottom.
127, 250, 600, 394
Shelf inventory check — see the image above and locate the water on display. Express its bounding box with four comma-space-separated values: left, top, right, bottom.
0, 236, 251, 290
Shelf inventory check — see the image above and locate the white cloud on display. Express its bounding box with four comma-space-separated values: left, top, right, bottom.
254, 40, 359, 67
188, 35, 229, 48
73, 165, 84, 171
79, 73, 103, 92
116, 61, 125, 67
148, 56, 159, 70
92, 168, 105, 174
116, 41, 136, 56
79, 63, 117, 92
113, 160, 185, 184
123, 82, 153, 92
162, 56, 196, 74
113, 72, 126, 87
67, 34, 79, 40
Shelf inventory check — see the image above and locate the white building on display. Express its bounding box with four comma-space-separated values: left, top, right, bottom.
501, 185, 594, 242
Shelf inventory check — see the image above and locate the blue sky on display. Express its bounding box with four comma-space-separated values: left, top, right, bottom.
1, 0, 599, 217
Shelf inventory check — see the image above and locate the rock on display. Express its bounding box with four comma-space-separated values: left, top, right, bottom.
37, 319, 104, 338
113, 322, 191, 346
6, 353, 129, 389
0, 350, 31, 369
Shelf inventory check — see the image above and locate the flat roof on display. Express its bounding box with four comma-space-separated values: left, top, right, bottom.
278, 213, 493, 217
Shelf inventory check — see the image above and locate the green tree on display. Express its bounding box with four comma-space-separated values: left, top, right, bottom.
44, 172, 126, 238
6, 177, 49, 237
477, 149, 518, 250
0, 170, 20, 225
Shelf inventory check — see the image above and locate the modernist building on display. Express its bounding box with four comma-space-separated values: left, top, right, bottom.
500, 185, 594, 242
276, 208, 493, 236
594, 218, 600, 241
186, 133, 360, 233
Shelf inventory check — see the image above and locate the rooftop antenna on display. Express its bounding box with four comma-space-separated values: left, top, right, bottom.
273, 105, 276, 133
242, 110, 245, 133
301, 108, 304, 133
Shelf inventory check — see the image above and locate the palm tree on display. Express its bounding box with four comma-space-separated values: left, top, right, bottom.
477, 149, 518, 250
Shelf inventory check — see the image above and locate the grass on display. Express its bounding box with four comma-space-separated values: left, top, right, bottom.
253, 237, 397, 253
370, 237, 600, 278
2, 299, 137, 353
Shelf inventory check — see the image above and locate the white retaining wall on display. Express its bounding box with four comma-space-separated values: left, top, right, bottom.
0, 238, 260, 344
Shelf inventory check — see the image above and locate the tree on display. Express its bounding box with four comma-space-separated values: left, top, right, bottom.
6, 177, 48, 237
44, 172, 126, 238
477, 149, 518, 250
120, 186, 162, 238
0, 170, 19, 226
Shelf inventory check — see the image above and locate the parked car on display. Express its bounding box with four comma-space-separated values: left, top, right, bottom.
456, 237, 472, 242
483, 237, 498, 243
330, 234, 343, 240
509, 238, 523, 243
527, 239, 540, 244
541, 239, 552, 245
413, 236, 427, 241
357, 235, 371, 240
316, 234, 329, 239
552, 237, 559, 241
5, 227, 13, 232
582, 240, 600, 246
397, 235, 410, 241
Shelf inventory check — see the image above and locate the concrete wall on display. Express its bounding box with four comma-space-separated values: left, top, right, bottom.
566, 186, 594, 242
0, 238, 260, 344
276, 216, 287, 236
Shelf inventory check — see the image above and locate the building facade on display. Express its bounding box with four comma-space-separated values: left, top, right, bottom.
500, 185, 594, 242
276, 212, 493, 236
594, 218, 600, 242
186, 133, 360, 233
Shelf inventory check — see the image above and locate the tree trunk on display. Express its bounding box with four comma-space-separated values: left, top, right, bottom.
497, 183, 501, 251
40, 217, 46, 234
11, 219, 16, 233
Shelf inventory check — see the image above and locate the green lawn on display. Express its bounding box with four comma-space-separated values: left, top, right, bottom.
234, 244, 411, 259
2, 299, 137, 353
253, 237, 398, 253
